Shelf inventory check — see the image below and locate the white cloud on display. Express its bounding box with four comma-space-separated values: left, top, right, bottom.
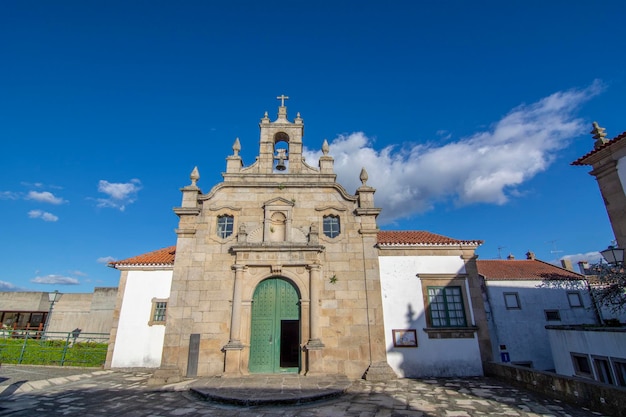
304, 81, 603, 224
436, 130, 452, 141
26, 191, 66, 204
0, 191, 19, 200
561, 251, 603, 266
97, 256, 116, 264
69, 270, 88, 277
31, 275, 80, 285
0, 280, 20, 291
96, 179, 142, 211
28, 210, 59, 222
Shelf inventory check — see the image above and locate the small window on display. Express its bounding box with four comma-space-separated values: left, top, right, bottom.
217, 215, 234, 238
567, 291, 583, 308
503, 292, 521, 309
544, 309, 561, 321
323, 215, 340, 238
427, 286, 467, 327
613, 359, 626, 387
149, 299, 168, 325
593, 357, 615, 385
571, 353, 592, 377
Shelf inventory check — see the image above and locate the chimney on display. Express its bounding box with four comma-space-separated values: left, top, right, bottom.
578, 261, 589, 275
561, 258, 574, 271
507, 253, 515, 260
526, 250, 536, 260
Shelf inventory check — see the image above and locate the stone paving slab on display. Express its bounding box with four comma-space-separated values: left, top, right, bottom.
190, 374, 352, 405
0, 365, 610, 416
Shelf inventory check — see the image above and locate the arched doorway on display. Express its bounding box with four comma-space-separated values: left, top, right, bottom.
249, 278, 300, 373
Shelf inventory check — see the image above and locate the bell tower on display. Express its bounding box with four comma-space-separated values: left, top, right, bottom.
256, 95, 306, 174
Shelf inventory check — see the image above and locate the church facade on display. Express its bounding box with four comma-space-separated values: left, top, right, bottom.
106, 98, 491, 381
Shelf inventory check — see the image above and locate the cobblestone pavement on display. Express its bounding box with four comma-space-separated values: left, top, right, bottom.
0, 365, 608, 416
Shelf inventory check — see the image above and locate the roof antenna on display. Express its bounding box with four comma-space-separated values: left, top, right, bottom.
497, 246, 507, 259
547, 240, 563, 258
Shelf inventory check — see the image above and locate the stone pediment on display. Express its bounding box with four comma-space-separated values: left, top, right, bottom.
263, 197, 294, 207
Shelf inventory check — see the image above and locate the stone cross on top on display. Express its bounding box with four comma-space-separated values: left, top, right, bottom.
277, 94, 289, 107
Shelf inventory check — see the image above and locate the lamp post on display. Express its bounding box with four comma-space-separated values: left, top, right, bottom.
600, 245, 625, 266
43, 290, 60, 337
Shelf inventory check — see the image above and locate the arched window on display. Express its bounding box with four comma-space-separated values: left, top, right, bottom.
323, 215, 340, 238
217, 215, 234, 238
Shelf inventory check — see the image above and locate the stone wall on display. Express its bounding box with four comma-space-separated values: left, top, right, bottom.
0, 288, 116, 335
484, 361, 626, 417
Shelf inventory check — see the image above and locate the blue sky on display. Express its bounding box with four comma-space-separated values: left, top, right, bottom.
1, 1, 625, 293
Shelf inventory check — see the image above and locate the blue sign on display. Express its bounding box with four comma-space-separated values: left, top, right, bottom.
500, 352, 510, 362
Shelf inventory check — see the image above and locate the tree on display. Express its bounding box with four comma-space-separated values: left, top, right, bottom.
588, 262, 626, 314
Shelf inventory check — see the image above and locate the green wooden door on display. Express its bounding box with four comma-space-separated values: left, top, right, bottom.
249, 278, 300, 373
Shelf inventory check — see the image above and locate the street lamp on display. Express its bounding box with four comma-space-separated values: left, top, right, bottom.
43, 290, 61, 336
600, 245, 625, 266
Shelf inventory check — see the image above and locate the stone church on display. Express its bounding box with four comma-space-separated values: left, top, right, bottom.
106, 97, 491, 382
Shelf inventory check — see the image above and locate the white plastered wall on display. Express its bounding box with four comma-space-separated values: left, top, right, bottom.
485, 279, 597, 371
110, 269, 172, 368
548, 328, 626, 378
379, 255, 483, 377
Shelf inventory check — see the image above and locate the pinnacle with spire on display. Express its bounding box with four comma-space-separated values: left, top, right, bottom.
360, 168, 369, 185
322, 139, 329, 155
233, 138, 241, 156
190, 166, 200, 187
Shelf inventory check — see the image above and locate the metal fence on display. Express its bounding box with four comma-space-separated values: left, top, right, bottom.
0, 330, 109, 367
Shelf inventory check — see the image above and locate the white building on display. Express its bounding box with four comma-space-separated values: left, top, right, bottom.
477, 253, 599, 371
547, 326, 626, 387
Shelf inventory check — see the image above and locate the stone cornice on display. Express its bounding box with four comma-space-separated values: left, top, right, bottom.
355, 208, 382, 216
230, 244, 325, 253
173, 207, 201, 216
204, 180, 357, 202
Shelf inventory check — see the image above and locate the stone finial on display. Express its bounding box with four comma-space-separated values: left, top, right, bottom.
261, 111, 270, 123
233, 138, 241, 156
322, 139, 329, 156
507, 253, 515, 260
190, 166, 200, 186
591, 121, 608, 149
526, 250, 535, 260
360, 168, 369, 185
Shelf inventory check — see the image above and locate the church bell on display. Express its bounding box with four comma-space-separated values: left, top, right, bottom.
275, 149, 288, 171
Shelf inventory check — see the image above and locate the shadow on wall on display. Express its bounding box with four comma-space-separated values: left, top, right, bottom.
481, 281, 599, 372
388, 302, 483, 379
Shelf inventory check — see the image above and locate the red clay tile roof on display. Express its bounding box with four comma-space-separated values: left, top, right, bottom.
476, 259, 583, 280
110, 246, 176, 268
109, 231, 481, 267
572, 131, 626, 165
377, 231, 482, 246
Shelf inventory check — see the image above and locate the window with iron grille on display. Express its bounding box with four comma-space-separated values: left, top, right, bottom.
154, 302, 167, 322
149, 299, 168, 325
427, 286, 467, 327
217, 215, 234, 238
323, 215, 340, 238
